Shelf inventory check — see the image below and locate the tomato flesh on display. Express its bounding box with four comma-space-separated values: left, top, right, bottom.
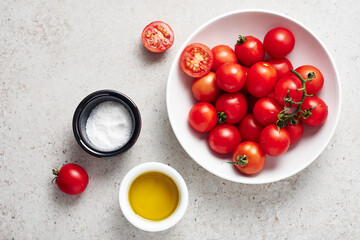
141, 21, 174, 53
180, 43, 213, 78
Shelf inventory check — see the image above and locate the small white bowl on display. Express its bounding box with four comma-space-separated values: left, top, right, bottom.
119, 162, 189, 232
166, 9, 341, 184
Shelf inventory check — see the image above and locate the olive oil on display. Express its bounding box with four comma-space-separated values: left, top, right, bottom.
128, 171, 180, 221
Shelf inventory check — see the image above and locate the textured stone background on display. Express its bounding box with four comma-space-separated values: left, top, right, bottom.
1, 0, 360, 239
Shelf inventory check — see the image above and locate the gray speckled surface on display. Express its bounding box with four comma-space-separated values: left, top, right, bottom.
1, 0, 360, 239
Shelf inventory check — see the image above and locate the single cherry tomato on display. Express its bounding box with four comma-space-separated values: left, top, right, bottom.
192, 72, 221, 102
208, 124, 241, 154
253, 97, 283, 126
215, 92, 248, 124
141, 21, 174, 53
300, 96, 328, 127
246, 62, 277, 98
53, 163, 89, 195
211, 45, 238, 71
232, 141, 266, 175
238, 113, 263, 143
180, 43, 213, 78
188, 102, 217, 132
266, 57, 293, 80
294, 65, 324, 95
234, 35, 265, 67
215, 63, 246, 93
260, 124, 291, 156
263, 27, 295, 58
284, 121, 304, 145
274, 75, 303, 107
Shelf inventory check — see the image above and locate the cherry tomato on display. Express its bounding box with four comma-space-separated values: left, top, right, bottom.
141, 21, 174, 53
263, 27, 295, 58
246, 62, 277, 98
253, 97, 283, 126
274, 75, 303, 107
300, 96, 328, 127
215, 92, 248, 124
260, 124, 291, 156
232, 141, 266, 175
215, 63, 246, 93
234, 35, 265, 67
192, 72, 221, 102
238, 113, 263, 143
188, 102, 217, 132
180, 43, 213, 78
294, 65, 324, 95
211, 45, 237, 71
53, 163, 89, 195
266, 57, 293, 80
208, 124, 241, 154
284, 121, 304, 145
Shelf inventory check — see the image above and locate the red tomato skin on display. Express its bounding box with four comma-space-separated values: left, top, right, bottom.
215, 63, 246, 93
260, 124, 291, 156
56, 163, 89, 195
266, 57, 293, 80
284, 121, 304, 145
294, 65, 324, 95
246, 62, 277, 98
238, 113, 263, 143
180, 43, 214, 78
188, 102, 217, 132
300, 96, 328, 127
208, 124, 241, 154
274, 75, 303, 107
141, 21, 174, 53
263, 27, 295, 58
234, 35, 265, 67
215, 92, 248, 124
211, 45, 238, 71
253, 97, 283, 126
232, 141, 266, 175
192, 72, 221, 102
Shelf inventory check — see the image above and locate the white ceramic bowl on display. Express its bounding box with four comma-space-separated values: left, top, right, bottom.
119, 162, 189, 232
166, 9, 341, 184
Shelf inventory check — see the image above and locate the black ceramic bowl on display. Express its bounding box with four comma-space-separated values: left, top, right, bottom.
72, 90, 141, 158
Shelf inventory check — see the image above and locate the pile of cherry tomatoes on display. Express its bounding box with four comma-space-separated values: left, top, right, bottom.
180, 27, 328, 175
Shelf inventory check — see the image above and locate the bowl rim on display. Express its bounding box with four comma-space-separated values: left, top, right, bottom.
72, 89, 142, 158
166, 9, 342, 184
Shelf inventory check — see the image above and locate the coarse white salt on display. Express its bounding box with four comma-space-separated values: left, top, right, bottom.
85, 101, 133, 151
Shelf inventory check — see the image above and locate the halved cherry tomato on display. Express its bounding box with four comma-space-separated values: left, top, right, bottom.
208, 124, 241, 154
232, 141, 266, 175
141, 21, 174, 53
263, 27, 295, 58
180, 43, 213, 78
284, 121, 304, 145
211, 45, 237, 72
215, 92, 248, 124
266, 57, 293, 80
294, 65, 324, 95
260, 124, 291, 156
253, 97, 283, 126
300, 96, 328, 127
192, 72, 221, 102
246, 62, 277, 98
234, 35, 265, 67
238, 113, 263, 143
215, 63, 246, 93
274, 75, 303, 107
188, 102, 217, 132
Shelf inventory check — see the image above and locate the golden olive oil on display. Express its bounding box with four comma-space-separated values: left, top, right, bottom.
128, 171, 180, 221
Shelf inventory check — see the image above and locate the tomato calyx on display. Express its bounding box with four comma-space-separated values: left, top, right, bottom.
217, 112, 227, 124
229, 155, 248, 167
52, 167, 60, 183
236, 35, 247, 45
276, 69, 316, 129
